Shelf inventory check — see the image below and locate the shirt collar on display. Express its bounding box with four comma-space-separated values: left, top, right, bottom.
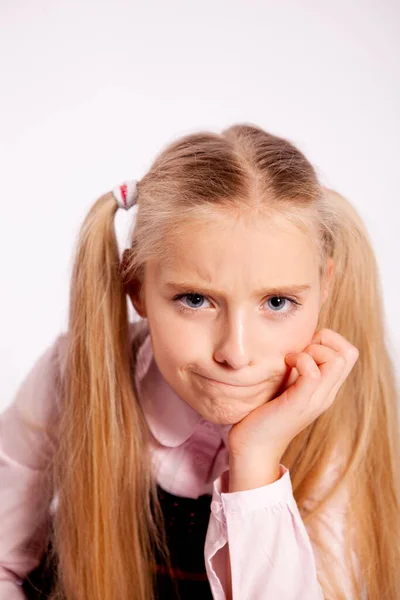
131, 324, 232, 448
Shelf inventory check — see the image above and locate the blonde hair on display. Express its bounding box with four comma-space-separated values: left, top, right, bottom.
42, 124, 400, 599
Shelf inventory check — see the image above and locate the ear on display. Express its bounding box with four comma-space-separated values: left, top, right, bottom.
121, 250, 147, 319
321, 258, 334, 305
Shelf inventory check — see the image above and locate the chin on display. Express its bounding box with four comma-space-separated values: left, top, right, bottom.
200, 402, 255, 426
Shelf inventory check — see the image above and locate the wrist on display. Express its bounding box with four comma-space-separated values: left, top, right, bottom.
228, 453, 282, 492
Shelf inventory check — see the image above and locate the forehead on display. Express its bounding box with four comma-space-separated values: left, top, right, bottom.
151, 212, 319, 288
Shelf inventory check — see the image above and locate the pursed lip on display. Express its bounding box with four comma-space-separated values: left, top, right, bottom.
196, 373, 264, 388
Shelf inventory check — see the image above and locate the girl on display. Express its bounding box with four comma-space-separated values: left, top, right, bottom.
1, 123, 399, 600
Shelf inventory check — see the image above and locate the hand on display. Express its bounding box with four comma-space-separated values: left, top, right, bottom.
228, 328, 359, 484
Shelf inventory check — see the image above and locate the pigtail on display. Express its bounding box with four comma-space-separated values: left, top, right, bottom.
282, 187, 400, 599
48, 192, 158, 600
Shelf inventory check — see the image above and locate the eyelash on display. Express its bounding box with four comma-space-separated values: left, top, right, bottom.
172, 292, 302, 320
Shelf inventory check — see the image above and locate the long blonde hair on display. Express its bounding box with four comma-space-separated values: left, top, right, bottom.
43, 124, 400, 599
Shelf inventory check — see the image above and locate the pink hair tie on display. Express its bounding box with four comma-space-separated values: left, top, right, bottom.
112, 180, 139, 210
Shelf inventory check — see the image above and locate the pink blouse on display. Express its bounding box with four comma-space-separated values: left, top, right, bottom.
0, 322, 361, 599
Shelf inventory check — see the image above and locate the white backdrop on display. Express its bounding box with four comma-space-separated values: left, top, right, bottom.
1, 0, 399, 409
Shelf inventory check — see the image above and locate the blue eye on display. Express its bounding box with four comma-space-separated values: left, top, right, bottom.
175, 293, 211, 310
172, 292, 302, 319
265, 297, 300, 319
267, 297, 288, 311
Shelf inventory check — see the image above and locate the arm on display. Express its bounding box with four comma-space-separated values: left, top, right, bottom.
204, 329, 361, 599
204, 462, 325, 600
0, 334, 66, 599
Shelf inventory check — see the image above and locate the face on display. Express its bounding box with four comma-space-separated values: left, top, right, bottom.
128, 212, 333, 426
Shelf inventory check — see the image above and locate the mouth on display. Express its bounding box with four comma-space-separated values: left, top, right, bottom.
196, 373, 265, 389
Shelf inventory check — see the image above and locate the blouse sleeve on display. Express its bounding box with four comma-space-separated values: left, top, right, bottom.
0, 334, 66, 599
204, 465, 326, 600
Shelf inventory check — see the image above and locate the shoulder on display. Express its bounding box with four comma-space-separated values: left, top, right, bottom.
1, 331, 70, 446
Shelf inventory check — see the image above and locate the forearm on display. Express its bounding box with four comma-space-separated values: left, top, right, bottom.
226, 453, 281, 597
206, 460, 325, 599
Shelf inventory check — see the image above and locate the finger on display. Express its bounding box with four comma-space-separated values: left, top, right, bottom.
312, 328, 359, 362
309, 330, 359, 397
284, 350, 345, 414
306, 338, 359, 390
281, 352, 321, 410
302, 344, 349, 398
283, 345, 335, 390
285, 345, 338, 373
301, 344, 337, 366
285, 350, 345, 394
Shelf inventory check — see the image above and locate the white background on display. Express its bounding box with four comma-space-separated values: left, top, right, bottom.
1, 0, 399, 409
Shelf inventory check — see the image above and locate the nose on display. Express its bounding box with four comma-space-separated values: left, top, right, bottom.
213, 317, 254, 369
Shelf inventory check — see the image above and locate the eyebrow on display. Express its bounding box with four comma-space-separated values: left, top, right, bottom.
163, 281, 312, 297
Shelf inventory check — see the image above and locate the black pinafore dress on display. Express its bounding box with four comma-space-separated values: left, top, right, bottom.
22, 484, 214, 600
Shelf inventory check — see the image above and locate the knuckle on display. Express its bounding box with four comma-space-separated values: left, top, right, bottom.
347, 346, 360, 361
303, 344, 313, 354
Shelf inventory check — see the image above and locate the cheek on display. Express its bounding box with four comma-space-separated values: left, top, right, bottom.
146, 301, 207, 364
280, 304, 320, 356
147, 317, 200, 373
